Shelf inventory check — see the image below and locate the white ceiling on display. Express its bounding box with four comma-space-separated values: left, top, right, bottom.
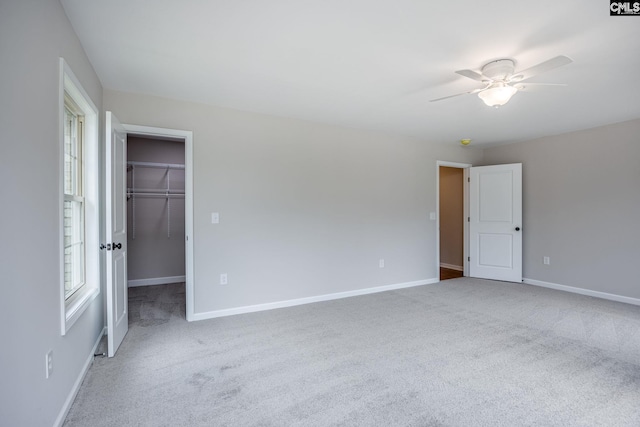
61, 0, 640, 146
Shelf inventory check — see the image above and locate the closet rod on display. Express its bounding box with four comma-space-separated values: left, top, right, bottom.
127, 193, 185, 198
127, 161, 185, 170
127, 188, 185, 195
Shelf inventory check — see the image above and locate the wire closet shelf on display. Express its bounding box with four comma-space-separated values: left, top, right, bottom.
127, 161, 185, 239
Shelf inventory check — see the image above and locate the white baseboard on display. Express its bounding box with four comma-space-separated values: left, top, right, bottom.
128, 275, 186, 287
54, 326, 106, 427
440, 263, 463, 271
191, 278, 439, 321
523, 278, 640, 307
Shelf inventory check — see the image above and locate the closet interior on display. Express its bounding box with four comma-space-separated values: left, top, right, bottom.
126, 135, 186, 288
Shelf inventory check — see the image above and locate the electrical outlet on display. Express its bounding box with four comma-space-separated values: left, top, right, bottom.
220, 273, 228, 285
379, 259, 385, 268
45, 350, 53, 379
211, 212, 219, 224
543, 256, 550, 265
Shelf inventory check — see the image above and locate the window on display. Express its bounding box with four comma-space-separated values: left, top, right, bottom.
63, 98, 85, 300
60, 59, 99, 334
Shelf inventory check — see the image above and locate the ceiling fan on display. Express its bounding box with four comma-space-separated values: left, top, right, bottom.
430, 55, 573, 107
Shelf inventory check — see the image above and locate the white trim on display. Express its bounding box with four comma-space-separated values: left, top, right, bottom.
64, 287, 99, 331
436, 161, 471, 280
128, 275, 186, 287
59, 58, 100, 336
463, 167, 470, 277
192, 278, 439, 321
440, 263, 463, 271
523, 278, 640, 307
53, 327, 106, 427
437, 161, 472, 168
122, 124, 195, 321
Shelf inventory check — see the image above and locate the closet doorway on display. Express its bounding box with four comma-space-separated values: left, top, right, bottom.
122, 124, 194, 322
127, 134, 185, 284
436, 161, 470, 281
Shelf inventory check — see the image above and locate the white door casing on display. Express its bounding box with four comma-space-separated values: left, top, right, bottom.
105, 111, 128, 357
469, 163, 522, 282
122, 124, 194, 321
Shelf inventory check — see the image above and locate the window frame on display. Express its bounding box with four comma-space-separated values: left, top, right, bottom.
59, 58, 100, 335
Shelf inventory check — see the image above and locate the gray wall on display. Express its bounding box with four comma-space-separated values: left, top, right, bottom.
104, 90, 484, 314
0, 1, 104, 426
439, 166, 464, 268
127, 136, 186, 282
483, 118, 640, 299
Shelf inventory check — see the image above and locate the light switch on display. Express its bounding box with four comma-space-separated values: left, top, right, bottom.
211, 212, 219, 224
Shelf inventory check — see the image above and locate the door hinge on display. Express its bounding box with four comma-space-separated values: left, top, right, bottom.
468, 177, 470, 183
468, 217, 470, 222
468, 256, 470, 262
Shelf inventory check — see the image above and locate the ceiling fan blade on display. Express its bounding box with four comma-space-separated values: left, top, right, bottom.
514, 55, 573, 82
455, 69, 485, 82
514, 82, 567, 92
430, 88, 483, 102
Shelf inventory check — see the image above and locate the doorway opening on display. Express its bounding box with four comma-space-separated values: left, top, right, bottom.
126, 134, 187, 320
436, 161, 523, 283
436, 161, 471, 281
122, 123, 194, 322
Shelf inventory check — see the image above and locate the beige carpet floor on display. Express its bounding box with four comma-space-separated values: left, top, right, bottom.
64, 278, 640, 426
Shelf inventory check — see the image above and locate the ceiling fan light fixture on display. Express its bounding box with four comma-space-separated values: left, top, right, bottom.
478, 83, 518, 107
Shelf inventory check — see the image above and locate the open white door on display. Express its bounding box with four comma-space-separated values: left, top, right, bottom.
469, 163, 522, 282
105, 111, 128, 357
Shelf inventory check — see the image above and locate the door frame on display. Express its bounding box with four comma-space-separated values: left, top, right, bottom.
122, 124, 195, 321
436, 161, 471, 278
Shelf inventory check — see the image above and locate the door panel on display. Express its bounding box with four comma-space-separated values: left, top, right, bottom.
479, 171, 513, 222
478, 233, 513, 268
114, 251, 127, 325
106, 111, 128, 357
470, 164, 522, 282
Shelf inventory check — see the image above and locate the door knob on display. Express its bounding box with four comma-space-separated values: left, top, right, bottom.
113, 242, 122, 250
515, 227, 520, 231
